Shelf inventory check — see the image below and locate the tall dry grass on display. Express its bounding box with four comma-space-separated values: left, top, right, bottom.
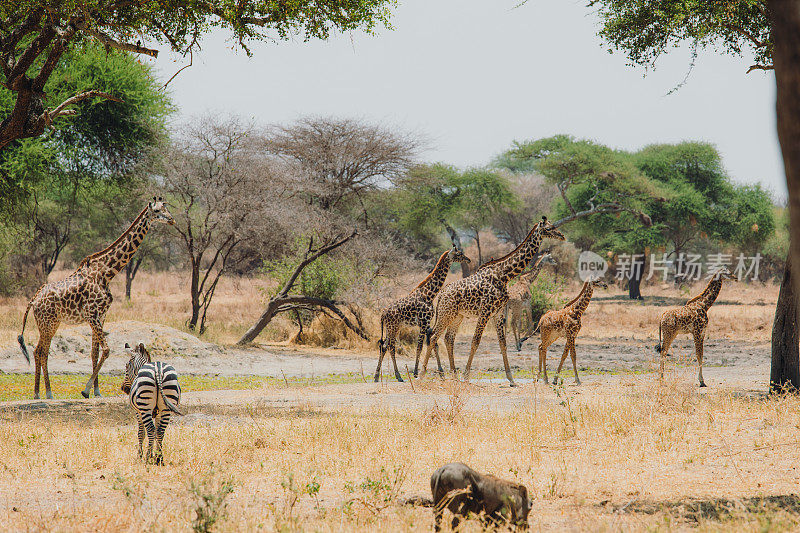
2, 377, 799, 531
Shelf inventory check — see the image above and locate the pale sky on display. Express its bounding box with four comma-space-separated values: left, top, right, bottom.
148, 0, 786, 200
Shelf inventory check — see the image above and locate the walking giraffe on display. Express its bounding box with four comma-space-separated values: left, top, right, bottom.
18, 198, 174, 399
537, 278, 607, 385
375, 246, 470, 382
504, 252, 555, 351
419, 217, 565, 386
655, 267, 737, 387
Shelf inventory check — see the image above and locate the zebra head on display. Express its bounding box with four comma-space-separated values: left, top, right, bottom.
121, 342, 152, 394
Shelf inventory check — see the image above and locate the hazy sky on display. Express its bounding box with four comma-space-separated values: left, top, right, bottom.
149, 0, 785, 199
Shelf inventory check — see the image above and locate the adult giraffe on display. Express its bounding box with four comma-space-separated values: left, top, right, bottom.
375, 246, 470, 382
419, 217, 566, 386
18, 198, 174, 399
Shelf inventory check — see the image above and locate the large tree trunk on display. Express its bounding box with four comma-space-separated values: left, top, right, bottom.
769, 1, 800, 296
628, 255, 644, 300
767, 1, 800, 392
771, 257, 800, 392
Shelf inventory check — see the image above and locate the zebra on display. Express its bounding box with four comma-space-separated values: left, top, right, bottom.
121, 343, 184, 465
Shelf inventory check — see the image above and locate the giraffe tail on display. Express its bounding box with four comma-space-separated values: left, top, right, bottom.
18, 301, 32, 364
378, 314, 386, 355
156, 370, 184, 416
654, 321, 662, 353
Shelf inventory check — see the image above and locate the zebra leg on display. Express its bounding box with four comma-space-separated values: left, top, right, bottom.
155, 411, 171, 466
142, 410, 157, 463
136, 411, 145, 459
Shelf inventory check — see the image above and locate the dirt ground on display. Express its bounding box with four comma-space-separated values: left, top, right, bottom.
0, 280, 794, 532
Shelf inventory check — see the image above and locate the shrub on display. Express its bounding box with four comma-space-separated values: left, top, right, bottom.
528, 272, 568, 326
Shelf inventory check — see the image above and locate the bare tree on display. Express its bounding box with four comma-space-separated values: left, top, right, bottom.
266, 117, 420, 213
164, 116, 288, 333
492, 173, 558, 245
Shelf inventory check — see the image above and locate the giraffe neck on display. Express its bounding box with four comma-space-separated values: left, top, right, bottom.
568, 283, 594, 318
412, 251, 453, 301
696, 279, 723, 310
494, 230, 544, 285
82, 207, 153, 282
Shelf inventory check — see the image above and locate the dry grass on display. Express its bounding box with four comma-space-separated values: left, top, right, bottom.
0, 270, 778, 353
2, 378, 800, 531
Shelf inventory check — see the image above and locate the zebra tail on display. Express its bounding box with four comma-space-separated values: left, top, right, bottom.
156, 370, 185, 416
18, 301, 32, 364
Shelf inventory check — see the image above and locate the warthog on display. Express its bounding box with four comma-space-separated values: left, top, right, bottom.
430, 462, 530, 531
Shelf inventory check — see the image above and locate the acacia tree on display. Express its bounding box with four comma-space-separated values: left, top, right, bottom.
0, 1, 395, 151
2, 42, 168, 280
390, 163, 518, 276
588, 0, 797, 390
164, 116, 287, 333
266, 117, 419, 214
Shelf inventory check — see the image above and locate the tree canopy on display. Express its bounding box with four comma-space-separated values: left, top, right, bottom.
590, 0, 772, 74
0, 1, 395, 149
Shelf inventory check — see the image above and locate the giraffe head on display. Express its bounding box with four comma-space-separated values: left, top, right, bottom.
121, 342, 152, 394
590, 277, 608, 290
449, 246, 471, 264
148, 196, 175, 225
710, 266, 737, 282
538, 216, 565, 241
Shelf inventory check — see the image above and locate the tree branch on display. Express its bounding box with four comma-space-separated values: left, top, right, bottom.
78, 24, 159, 58
278, 229, 357, 297
48, 90, 122, 120
747, 63, 774, 73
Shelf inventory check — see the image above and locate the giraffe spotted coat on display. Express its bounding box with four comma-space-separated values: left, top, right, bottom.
18, 199, 174, 399
375, 247, 470, 382
537, 278, 607, 385
656, 268, 736, 387
419, 217, 566, 386
504, 252, 555, 351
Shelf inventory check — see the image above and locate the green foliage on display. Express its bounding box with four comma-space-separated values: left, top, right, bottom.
496, 135, 775, 257
389, 163, 519, 253
528, 272, 567, 326
0, 43, 169, 282
266, 251, 354, 301
590, 0, 772, 72
189, 475, 235, 533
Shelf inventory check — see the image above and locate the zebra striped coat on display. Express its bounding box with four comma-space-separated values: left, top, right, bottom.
122, 343, 183, 465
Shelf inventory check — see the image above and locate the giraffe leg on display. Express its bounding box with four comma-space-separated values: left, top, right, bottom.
413, 323, 426, 377
463, 312, 491, 381
537, 330, 553, 384
375, 322, 399, 382
374, 336, 387, 382
554, 343, 570, 384
495, 316, 516, 387
693, 329, 706, 387
659, 328, 677, 380
33, 342, 43, 400
154, 410, 171, 466
419, 316, 449, 379
89, 336, 100, 395
388, 338, 404, 382
510, 308, 521, 352
33, 330, 55, 400
82, 317, 110, 398
569, 338, 581, 385
445, 322, 459, 374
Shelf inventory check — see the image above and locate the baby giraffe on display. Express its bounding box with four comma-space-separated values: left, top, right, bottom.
537, 278, 607, 385
656, 267, 737, 387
